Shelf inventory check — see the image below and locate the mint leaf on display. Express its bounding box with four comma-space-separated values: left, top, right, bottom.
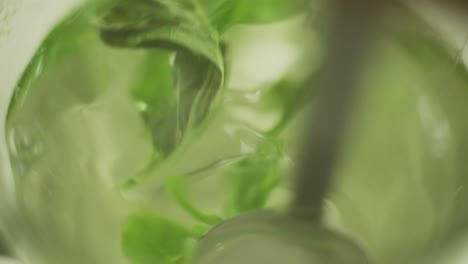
95, 0, 224, 161
266, 75, 316, 136
199, 0, 308, 31
225, 140, 282, 215
173, 51, 223, 133
122, 211, 197, 264
95, 0, 223, 67
166, 175, 223, 225
131, 51, 178, 157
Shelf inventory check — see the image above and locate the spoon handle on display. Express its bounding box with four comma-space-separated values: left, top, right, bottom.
292, 0, 385, 220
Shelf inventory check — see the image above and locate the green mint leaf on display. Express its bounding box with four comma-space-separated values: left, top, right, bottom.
122, 211, 197, 264
225, 140, 282, 215
95, 0, 223, 67
266, 75, 316, 136
131, 51, 178, 157
172, 51, 223, 133
95, 0, 224, 160
166, 175, 223, 225
199, 0, 308, 32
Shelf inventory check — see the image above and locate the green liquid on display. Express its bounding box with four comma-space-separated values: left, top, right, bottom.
4, 3, 468, 264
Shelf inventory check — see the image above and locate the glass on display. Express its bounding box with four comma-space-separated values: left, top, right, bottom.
2, 1, 468, 264
0, 0, 86, 262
